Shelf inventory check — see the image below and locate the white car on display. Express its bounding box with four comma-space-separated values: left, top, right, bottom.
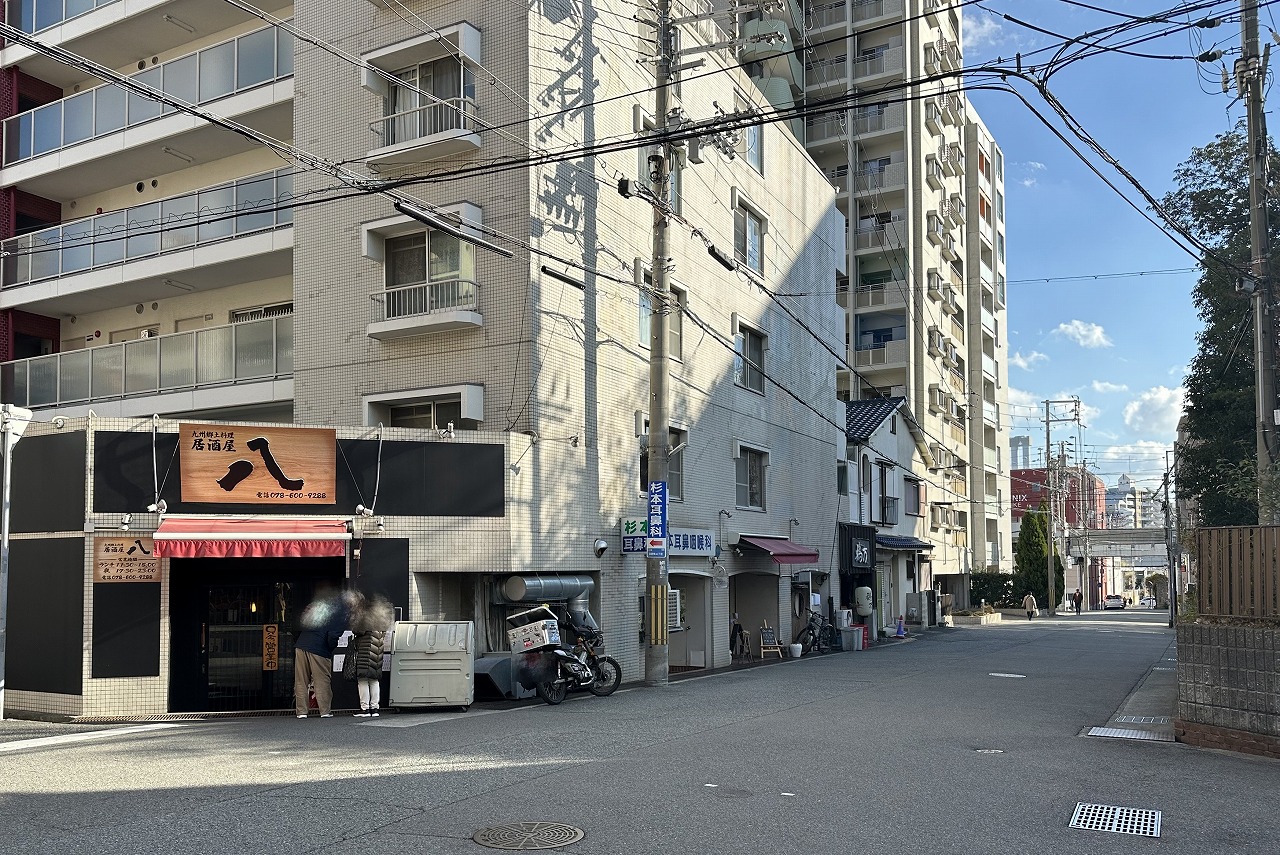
1140, 596, 1157, 609
1103, 594, 1126, 610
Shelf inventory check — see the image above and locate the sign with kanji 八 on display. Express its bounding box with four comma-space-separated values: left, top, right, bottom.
93, 536, 159, 582
179, 423, 336, 505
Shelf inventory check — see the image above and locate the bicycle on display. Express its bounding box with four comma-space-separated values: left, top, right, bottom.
794, 609, 837, 655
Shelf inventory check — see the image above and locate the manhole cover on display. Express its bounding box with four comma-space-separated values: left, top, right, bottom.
1070, 803, 1161, 838
473, 822, 585, 850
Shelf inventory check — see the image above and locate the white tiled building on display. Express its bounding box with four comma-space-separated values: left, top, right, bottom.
0, 0, 846, 716
743, 0, 1013, 603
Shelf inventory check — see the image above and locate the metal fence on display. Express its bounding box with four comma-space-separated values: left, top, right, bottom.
1196, 526, 1280, 619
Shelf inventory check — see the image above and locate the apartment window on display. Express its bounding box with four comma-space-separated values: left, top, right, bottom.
386, 57, 476, 145
231, 302, 293, 323
637, 270, 685, 360
735, 323, 766, 394
744, 121, 763, 173
734, 202, 765, 274
735, 445, 767, 510
837, 462, 849, 496
996, 232, 1005, 263
904, 479, 924, 516
995, 189, 1004, 222
388, 400, 466, 430
386, 229, 475, 288
640, 428, 686, 499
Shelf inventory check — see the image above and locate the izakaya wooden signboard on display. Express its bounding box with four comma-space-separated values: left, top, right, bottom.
93, 536, 159, 582
179, 424, 336, 505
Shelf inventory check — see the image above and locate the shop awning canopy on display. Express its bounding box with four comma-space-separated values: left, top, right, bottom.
153, 518, 350, 559
735, 535, 819, 564
876, 534, 934, 551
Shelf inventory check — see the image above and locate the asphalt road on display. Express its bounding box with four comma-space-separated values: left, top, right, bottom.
1, 609, 1275, 854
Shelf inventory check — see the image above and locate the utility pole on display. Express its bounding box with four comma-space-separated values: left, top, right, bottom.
1165, 447, 1180, 628
643, 0, 675, 688
1241, 0, 1279, 523
1043, 399, 1080, 615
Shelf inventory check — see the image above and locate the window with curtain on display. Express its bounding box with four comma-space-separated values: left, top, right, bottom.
736, 447, 766, 510
387, 57, 475, 144
734, 325, 765, 394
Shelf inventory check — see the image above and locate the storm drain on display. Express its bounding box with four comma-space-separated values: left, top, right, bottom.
473, 822, 585, 850
1070, 802, 1161, 838
1087, 726, 1174, 742
1115, 715, 1171, 724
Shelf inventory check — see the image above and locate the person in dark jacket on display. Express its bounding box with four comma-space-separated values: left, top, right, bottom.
294, 587, 351, 718
349, 593, 395, 717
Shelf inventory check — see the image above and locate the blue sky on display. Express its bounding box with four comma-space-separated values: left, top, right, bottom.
960, 1, 1251, 490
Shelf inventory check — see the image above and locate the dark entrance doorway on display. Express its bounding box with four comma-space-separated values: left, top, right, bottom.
169, 557, 344, 712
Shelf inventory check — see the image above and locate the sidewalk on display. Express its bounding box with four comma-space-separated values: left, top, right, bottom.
1085, 638, 1179, 743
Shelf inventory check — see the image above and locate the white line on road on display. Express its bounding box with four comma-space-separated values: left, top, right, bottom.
0, 723, 185, 753
989, 673, 1026, 678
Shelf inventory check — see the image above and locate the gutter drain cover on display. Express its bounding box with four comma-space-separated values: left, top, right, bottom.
473, 822, 585, 850
1070, 803, 1161, 838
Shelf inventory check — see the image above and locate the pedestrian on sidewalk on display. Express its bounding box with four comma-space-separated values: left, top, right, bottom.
1072, 589, 1083, 615
294, 586, 351, 718
1022, 592, 1037, 621
347, 592, 394, 717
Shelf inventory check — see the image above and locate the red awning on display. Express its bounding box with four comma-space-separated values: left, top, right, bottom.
736, 535, 819, 565
153, 518, 350, 559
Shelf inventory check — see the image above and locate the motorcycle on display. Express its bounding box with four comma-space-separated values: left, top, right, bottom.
522, 625, 622, 705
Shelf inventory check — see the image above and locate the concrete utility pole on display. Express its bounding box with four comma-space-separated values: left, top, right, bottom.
1240, 0, 1279, 523
644, 0, 675, 687
1165, 447, 1180, 628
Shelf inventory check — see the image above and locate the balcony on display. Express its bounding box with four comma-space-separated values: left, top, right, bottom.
1, 315, 292, 411
983, 445, 1001, 471
807, 1, 846, 30
940, 234, 959, 261
850, 103, 905, 138
367, 97, 481, 165
2, 23, 294, 199
982, 353, 999, 382
852, 0, 904, 25
927, 270, 943, 299
851, 162, 906, 195
805, 55, 848, 90
805, 113, 847, 146
1, 169, 294, 314
851, 46, 904, 80
926, 214, 945, 245
983, 399, 1000, 426
941, 285, 960, 315
980, 305, 997, 336
853, 220, 905, 252
854, 280, 907, 309
924, 100, 943, 135
854, 338, 907, 368
368, 279, 481, 340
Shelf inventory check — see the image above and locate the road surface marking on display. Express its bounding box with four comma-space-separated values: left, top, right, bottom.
989, 672, 1026, 678
0, 723, 184, 753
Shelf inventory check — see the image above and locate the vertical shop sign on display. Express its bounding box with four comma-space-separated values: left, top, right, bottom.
179, 423, 336, 505
262, 625, 279, 671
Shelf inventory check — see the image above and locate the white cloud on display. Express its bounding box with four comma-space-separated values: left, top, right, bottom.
1122, 386, 1185, 437
962, 15, 1005, 52
1097, 441, 1171, 474
1009, 350, 1048, 370
1054, 320, 1113, 348
1026, 161, 1046, 171
1092, 380, 1129, 393
1020, 177, 1037, 188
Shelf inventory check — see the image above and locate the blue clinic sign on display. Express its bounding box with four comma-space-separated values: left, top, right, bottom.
646, 481, 667, 558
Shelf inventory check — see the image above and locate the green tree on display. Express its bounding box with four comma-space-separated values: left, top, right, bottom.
1012, 503, 1063, 607
969, 570, 1012, 607
1160, 124, 1280, 525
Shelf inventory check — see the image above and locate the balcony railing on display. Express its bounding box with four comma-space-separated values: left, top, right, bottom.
806, 114, 846, 143
850, 103, 905, 135
853, 0, 904, 22
805, 55, 848, 82
852, 46, 904, 79
854, 338, 907, 367
7, 0, 118, 35
372, 97, 479, 147
0, 315, 293, 409
807, 2, 846, 29
854, 219, 905, 250
852, 162, 906, 193
371, 279, 479, 323
4, 23, 294, 165
1, 169, 294, 289
855, 280, 907, 308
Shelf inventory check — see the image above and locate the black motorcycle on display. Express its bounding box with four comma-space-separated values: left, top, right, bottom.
524, 625, 621, 705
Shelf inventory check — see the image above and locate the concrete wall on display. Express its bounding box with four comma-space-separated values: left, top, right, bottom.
1176, 623, 1280, 758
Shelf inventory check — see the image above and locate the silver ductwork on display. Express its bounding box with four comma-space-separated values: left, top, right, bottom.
500, 574, 598, 629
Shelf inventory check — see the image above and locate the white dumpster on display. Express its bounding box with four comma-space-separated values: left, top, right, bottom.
389, 621, 475, 709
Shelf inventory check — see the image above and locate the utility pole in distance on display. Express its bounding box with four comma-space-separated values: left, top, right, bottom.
1240, 0, 1279, 523
1043, 399, 1080, 615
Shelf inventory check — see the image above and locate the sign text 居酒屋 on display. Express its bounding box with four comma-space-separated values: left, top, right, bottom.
93, 536, 159, 582
179, 424, 336, 505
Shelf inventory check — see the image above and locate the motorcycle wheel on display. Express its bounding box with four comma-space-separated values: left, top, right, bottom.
588, 656, 622, 696
796, 627, 816, 655
536, 680, 567, 705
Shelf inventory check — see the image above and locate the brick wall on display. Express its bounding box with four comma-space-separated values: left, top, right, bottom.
1176, 623, 1280, 758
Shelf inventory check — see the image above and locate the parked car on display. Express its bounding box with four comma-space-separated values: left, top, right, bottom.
1140, 596, 1157, 609
1103, 594, 1126, 610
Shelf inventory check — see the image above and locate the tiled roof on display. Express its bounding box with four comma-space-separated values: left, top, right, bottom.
844, 397, 905, 442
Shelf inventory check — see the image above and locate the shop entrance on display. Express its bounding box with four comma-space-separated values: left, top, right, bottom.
169, 557, 345, 712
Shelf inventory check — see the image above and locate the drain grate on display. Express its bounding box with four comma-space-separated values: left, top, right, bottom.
1070, 803, 1161, 837
473, 822, 585, 850
1115, 715, 1170, 724
1087, 726, 1174, 742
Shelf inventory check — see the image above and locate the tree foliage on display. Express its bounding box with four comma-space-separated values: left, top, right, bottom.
969, 571, 1013, 607
1158, 124, 1280, 525
1011, 503, 1065, 607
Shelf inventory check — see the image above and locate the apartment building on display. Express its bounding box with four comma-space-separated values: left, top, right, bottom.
0, 1, 844, 717
743, 0, 1012, 604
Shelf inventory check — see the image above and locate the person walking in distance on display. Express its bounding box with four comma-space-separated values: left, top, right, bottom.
348, 593, 394, 717
1022, 591, 1038, 621
294, 587, 350, 718
1072, 589, 1083, 615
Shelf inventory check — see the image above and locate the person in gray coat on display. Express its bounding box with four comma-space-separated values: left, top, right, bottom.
1022, 592, 1038, 621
